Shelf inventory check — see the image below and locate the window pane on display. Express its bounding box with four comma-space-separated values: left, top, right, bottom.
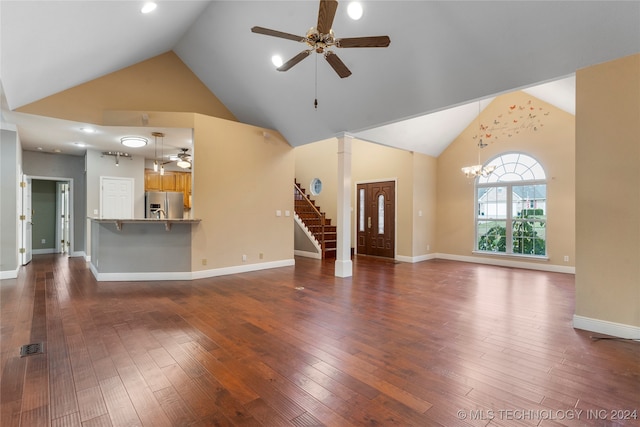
477, 186, 507, 219
513, 185, 546, 219
359, 189, 365, 232
512, 220, 546, 255
477, 220, 506, 252
378, 194, 384, 234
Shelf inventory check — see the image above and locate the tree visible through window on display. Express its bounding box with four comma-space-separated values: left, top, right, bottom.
476, 153, 547, 256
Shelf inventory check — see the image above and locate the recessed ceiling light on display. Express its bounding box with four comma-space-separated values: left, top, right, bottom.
36, 147, 44, 151
271, 55, 283, 68
80, 127, 95, 133
53, 149, 62, 153
74, 142, 87, 147
141, 2, 157, 14
347, 2, 363, 20
121, 136, 148, 148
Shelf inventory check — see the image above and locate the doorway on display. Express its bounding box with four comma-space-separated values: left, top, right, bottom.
20, 176, 74, 265
356, 180, 396, 258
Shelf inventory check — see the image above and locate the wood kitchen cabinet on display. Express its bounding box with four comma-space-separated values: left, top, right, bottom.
145, 169, 192, 208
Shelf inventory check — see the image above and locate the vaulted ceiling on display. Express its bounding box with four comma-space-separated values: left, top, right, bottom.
1, 1, 639, 158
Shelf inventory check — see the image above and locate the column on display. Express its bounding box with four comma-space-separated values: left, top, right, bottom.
335, 133, 353, 277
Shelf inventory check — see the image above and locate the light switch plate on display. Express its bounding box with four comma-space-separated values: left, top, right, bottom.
276, 210, 282, 217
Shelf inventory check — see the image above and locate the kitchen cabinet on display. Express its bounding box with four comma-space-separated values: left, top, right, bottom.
145, 169, 192, 208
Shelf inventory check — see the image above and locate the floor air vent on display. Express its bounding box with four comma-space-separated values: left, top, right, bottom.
20, 342, 44, 357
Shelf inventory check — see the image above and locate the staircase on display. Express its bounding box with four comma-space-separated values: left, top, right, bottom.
294, 180, 337, 259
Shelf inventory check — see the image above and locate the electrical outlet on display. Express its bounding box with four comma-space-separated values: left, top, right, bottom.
201, 258, 207, 266
242, 254, 247, 262
41, 239, 46, 244
427, 244, 430, 251
564, 255, 569, 262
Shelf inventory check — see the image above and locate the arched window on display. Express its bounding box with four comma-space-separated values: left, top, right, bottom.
476, 153, 547, 257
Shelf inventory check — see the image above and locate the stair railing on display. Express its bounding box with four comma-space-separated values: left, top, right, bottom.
294, 182, 326, 257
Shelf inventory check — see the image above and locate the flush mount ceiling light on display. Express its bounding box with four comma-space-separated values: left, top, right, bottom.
121, 136, 147, 148
141, 2, 157, 14
80, 127, 95, 133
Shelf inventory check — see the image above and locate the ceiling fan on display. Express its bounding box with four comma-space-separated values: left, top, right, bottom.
169, 148, 192, 169
251, 0, 390, 79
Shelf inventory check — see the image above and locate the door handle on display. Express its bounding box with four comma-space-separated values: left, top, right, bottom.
367, 217, 371, 229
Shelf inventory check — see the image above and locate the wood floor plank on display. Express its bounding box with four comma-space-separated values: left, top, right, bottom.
2, 254, 638, 426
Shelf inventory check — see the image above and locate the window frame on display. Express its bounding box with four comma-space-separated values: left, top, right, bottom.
473, 153, 548, 259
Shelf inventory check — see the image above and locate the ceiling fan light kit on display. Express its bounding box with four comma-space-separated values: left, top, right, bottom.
251, 0, 390, 82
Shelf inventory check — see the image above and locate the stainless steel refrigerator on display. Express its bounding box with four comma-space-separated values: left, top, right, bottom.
145, 191, 184, 219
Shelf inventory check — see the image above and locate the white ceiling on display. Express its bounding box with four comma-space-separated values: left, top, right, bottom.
1, 1, 638, 160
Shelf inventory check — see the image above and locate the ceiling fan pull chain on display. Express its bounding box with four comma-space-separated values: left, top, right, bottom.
314, 53, 318, 109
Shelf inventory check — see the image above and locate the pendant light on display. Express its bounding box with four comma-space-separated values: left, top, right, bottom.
152, 133, 158, 172
461, 101, 496, 178
152, 132, 165, 175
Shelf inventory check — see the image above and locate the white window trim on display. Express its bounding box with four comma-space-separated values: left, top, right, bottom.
474, 153, 547, 257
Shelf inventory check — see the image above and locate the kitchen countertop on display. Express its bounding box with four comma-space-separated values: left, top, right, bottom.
91, 217, 201, 231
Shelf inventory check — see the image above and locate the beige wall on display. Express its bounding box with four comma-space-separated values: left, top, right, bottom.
352, 139, 414, 258
294, 138, 438, 260
20, 50, 293, 272
294, 138, 339, 222
191, 115, 294, 270
17, 51, 236, 124
575, 53, 640, 328
436, 91, 575, 268
412, 153, 437, 258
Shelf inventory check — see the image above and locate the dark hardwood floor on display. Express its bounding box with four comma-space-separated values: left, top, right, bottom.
1, 254, 638, 426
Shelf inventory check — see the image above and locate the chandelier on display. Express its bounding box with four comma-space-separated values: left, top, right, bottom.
461, 101, 496, 178
461, 140, 496, 178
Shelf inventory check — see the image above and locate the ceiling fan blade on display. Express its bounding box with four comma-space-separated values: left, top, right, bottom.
325, 52, 352, 78
278, 50, 312, 72
317, 0, 338, 34
337, 36, 391, 48
251, 26, 305, 42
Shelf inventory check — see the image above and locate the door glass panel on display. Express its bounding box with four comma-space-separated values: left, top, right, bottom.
378, 194, 384, 234
359, 189, 365, 232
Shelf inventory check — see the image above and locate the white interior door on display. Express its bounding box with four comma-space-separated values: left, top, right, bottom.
100, 177, 134, 219
56, 182, 70, 254
20, 175, 32, 265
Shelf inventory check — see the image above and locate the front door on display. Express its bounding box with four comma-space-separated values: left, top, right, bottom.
356, 181, 395, 258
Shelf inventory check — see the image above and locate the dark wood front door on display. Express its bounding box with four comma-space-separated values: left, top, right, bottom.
356, 181, 395, 258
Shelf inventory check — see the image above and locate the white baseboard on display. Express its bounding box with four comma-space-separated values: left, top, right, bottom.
396, 253, 437, 263
435, 253, 575, 274
573, 315, 640, 340
294, 250, 322, 260
91, 259, 297, 282
32, 248, 55, 255
0, 267, 20, 280
191, 259, 295, 280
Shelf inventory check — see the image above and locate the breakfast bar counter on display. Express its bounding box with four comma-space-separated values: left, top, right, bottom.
89, 218, 201, 281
